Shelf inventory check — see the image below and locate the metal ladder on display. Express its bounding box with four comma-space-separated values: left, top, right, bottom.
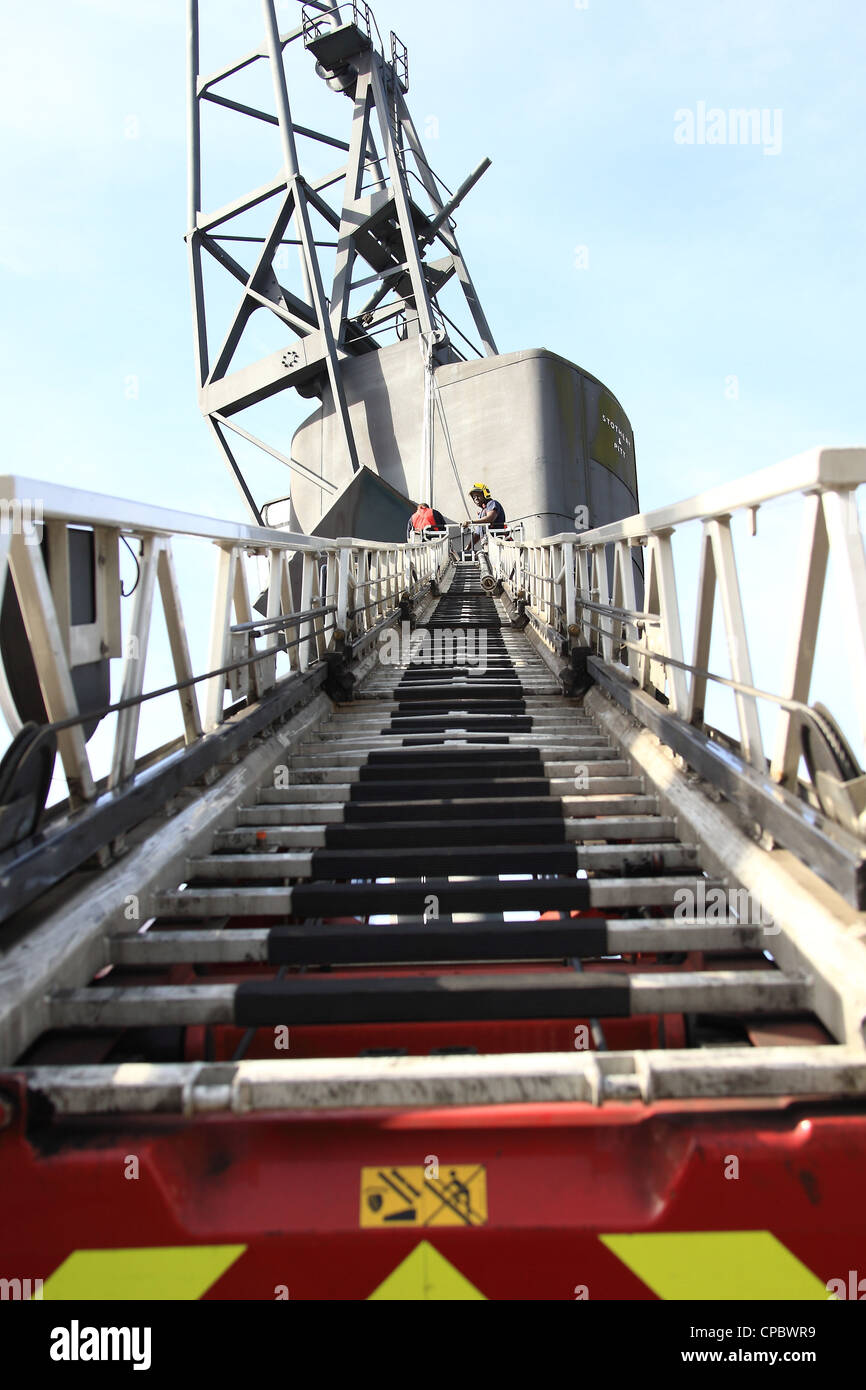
20, 560, 830, 1092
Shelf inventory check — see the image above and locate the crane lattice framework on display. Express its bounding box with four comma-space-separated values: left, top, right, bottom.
187, 0, 497, 523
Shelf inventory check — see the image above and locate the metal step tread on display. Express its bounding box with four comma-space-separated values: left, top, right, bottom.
50, 969, 811, 1029
215, 816, 679, 850
188, 840, 700, 880
110, 917, 769, 966
157, 874, 727, 917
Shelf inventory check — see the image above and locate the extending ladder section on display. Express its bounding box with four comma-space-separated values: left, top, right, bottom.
13, 561, 864, 1113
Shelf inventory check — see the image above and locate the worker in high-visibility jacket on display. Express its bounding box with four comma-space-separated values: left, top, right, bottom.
407, 502, 445, 542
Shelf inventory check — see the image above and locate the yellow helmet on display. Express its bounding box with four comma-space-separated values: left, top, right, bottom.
469, 482, 491, 501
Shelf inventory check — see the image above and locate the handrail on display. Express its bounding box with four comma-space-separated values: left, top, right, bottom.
302, 1, 384, 58
488, 446, 866, 797
552, 445, 866, 546
0, 476, 449, 812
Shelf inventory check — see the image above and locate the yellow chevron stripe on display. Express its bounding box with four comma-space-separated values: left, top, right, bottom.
600, 1231, 827, 1301
41, 1245, 246, 1301
368, 1241, 486, 1300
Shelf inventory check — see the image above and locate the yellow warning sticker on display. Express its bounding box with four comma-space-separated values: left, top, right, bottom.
360, 1165, 487, 1228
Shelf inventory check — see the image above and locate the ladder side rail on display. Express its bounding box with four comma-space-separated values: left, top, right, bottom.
612, 537, 640, 684
312, 553, 328, 662
156, 541, 205, 741
685, 523, 715, 726
593, 542, 614, 664
205, 544, 239, 730
324, 548, 340, 653
770, 494, 828, 784
705, 517, 764, 770
562, 540, 577, 648
336, 541, 352, 635
821, 488, 866, 750
232, 549, 266, 701
474, 446, 866, 793
110, 536, 162, 788
5, 531, 96, 805
298, 550, 316, 671
564, 446, 866, 546
0, 479, 444, 810
648, 531, 688, 715
0, 528, 19, 736
264, 547, 288, 689
576, 546, 593, 647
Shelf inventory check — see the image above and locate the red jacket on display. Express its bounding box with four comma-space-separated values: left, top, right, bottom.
410, 505, 436, 531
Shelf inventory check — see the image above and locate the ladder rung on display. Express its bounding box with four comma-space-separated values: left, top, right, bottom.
109, 918, 765, 967
215, 817, 678, 852
21, 1046, 866, 1117
157, 875, 726, 918
50, 970, 810, 1030
188, 842, 698, 880
257, 777, 645, 804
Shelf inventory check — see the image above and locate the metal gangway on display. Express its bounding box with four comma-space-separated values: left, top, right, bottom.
2, 446, 866, 1298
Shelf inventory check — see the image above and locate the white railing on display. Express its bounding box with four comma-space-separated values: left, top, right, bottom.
488, 447, 866, 789
0, 476, 449, 808
336, 531, 448, 639
302, 1, 382, 54
420, 521, 526, 561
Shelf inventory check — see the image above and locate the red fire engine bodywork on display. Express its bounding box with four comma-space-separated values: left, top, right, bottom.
1, 1076, 863, 1300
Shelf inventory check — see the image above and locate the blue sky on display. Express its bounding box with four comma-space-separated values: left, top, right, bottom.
1, 0, 865, 772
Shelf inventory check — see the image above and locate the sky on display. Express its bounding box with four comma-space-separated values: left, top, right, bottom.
1, 0, 865, 781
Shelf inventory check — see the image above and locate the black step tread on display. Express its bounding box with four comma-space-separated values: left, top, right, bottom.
291, 876, 593, 916
235, 972, 631, 1025
266, 917, 609, 963
318, 818, 568, 849
348, 777, 551, 800
344, 797, 567, 822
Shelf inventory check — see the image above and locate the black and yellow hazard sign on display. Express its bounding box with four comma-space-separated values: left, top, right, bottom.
360, 1166, 487, 1228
